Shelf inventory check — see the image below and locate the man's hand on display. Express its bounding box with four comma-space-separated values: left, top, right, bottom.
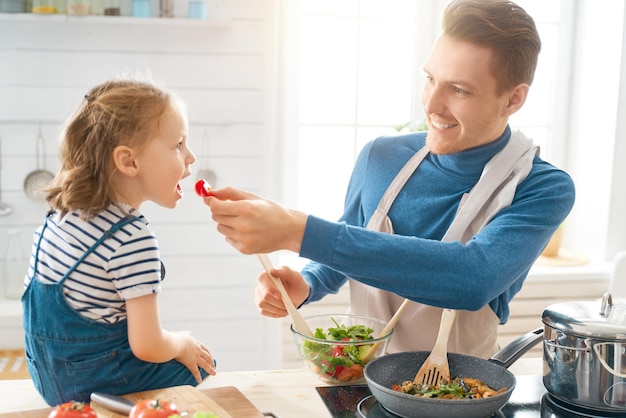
203, 187, 307, 254
254, 265, 310, 317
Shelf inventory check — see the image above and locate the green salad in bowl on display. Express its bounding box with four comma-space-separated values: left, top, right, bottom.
291, 314, 392, 384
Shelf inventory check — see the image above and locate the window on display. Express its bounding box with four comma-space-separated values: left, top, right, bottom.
292, 0, 422, 224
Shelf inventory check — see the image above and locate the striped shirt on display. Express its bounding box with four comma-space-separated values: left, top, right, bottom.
24, 204, 163, 324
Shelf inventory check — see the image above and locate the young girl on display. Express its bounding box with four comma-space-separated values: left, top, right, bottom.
22, 79, 216, 406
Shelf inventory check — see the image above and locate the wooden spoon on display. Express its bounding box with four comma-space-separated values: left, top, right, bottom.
256, 254, 314, 337
361, 298, 412, 363
413, 308, 456, 386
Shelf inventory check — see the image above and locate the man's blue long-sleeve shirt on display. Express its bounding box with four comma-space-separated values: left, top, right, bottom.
299, 127, 575, 324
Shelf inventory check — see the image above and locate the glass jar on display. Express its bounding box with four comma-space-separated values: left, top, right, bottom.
31, 0, 57, 13
67, 0, 91, 15
103, 0, 120, 15
131, 0, 150, 17
90, 0, 103, 15
0, 0, 26, 12
187, 0, 205, 19
159, 0, 172, 17
2, 229, 29, 300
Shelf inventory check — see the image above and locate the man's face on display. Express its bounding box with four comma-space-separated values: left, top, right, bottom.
421, 34, 523, 155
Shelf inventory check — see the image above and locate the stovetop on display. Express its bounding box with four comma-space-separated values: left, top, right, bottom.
316, 375, 623, 418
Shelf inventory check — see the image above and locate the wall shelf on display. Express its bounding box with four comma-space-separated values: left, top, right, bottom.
0, 12, 231, 27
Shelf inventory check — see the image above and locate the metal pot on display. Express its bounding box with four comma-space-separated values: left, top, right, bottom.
542, 292, 626, 412
363, 328, 543, 418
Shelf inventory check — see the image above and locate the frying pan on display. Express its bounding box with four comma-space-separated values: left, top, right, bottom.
363, 328, 543, 418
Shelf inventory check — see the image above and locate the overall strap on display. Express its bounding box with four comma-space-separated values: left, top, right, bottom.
57, 215, 140, 284
32, 211, 54, 280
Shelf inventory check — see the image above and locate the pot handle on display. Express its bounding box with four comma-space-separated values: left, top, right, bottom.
544, 337, 590, 352
488, 328, 544, 369
593, 343, 626, 378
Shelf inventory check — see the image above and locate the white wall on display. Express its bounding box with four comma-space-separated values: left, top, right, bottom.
0, 0, 284, 372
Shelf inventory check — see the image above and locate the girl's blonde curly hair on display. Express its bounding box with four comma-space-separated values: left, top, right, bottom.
45, 79, 182, 220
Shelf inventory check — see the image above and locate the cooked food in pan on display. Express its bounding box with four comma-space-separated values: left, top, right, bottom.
391, 377, 507, 399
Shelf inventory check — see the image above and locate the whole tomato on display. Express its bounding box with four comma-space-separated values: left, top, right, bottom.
129, 399, 181, 418
48, 402, 97, 418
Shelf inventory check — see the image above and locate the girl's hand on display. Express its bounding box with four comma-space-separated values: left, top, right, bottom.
254, 265, 310, 318
172, 331, 216, 383
126, 295, 215, 383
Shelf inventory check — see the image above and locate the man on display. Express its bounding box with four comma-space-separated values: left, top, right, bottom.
204, 0, 575, 358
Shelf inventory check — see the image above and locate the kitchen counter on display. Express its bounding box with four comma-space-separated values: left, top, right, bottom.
0, 357, 543, 417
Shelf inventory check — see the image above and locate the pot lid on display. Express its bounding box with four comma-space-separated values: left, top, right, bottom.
542, 293, 626, 340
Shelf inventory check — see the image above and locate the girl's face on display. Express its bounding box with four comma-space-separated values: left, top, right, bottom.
132, 105, 196, 209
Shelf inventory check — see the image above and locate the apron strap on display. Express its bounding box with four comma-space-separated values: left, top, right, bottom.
366, 146, 430, 234
442, 131, 537, 242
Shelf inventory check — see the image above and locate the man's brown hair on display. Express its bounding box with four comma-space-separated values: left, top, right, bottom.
443, 0, 541, 93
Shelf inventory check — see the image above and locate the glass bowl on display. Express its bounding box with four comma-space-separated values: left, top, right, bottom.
291, 314, 393, 385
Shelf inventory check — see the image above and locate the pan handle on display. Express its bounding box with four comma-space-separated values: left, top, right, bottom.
488, 328, 543, 369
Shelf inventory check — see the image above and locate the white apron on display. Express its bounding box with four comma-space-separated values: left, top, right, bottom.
349, 131, 537, 358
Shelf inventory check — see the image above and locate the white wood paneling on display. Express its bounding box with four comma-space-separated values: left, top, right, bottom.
0, 20, 267, 53
1, 51, 265, 89
0, 86, 265, 124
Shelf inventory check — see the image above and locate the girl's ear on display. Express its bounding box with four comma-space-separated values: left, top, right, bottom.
113, 145, 139, 176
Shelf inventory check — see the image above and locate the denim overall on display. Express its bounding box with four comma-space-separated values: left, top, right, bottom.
22, 214, 206, 406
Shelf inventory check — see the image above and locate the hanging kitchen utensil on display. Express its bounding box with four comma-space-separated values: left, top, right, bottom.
196, 128, 217, 187
23, 125, 54, 201
0, 139, 12, 216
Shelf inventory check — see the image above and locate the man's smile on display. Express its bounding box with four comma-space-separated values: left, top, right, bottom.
430, 119, 458, 129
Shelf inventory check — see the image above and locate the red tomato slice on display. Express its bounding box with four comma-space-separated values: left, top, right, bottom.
336, 364, 365, 382
333, 365, 345, 377
331, 345, 343, 357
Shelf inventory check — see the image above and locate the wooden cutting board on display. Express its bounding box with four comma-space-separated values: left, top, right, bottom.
92, 385, 232, 418
0, 386, 265, 418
